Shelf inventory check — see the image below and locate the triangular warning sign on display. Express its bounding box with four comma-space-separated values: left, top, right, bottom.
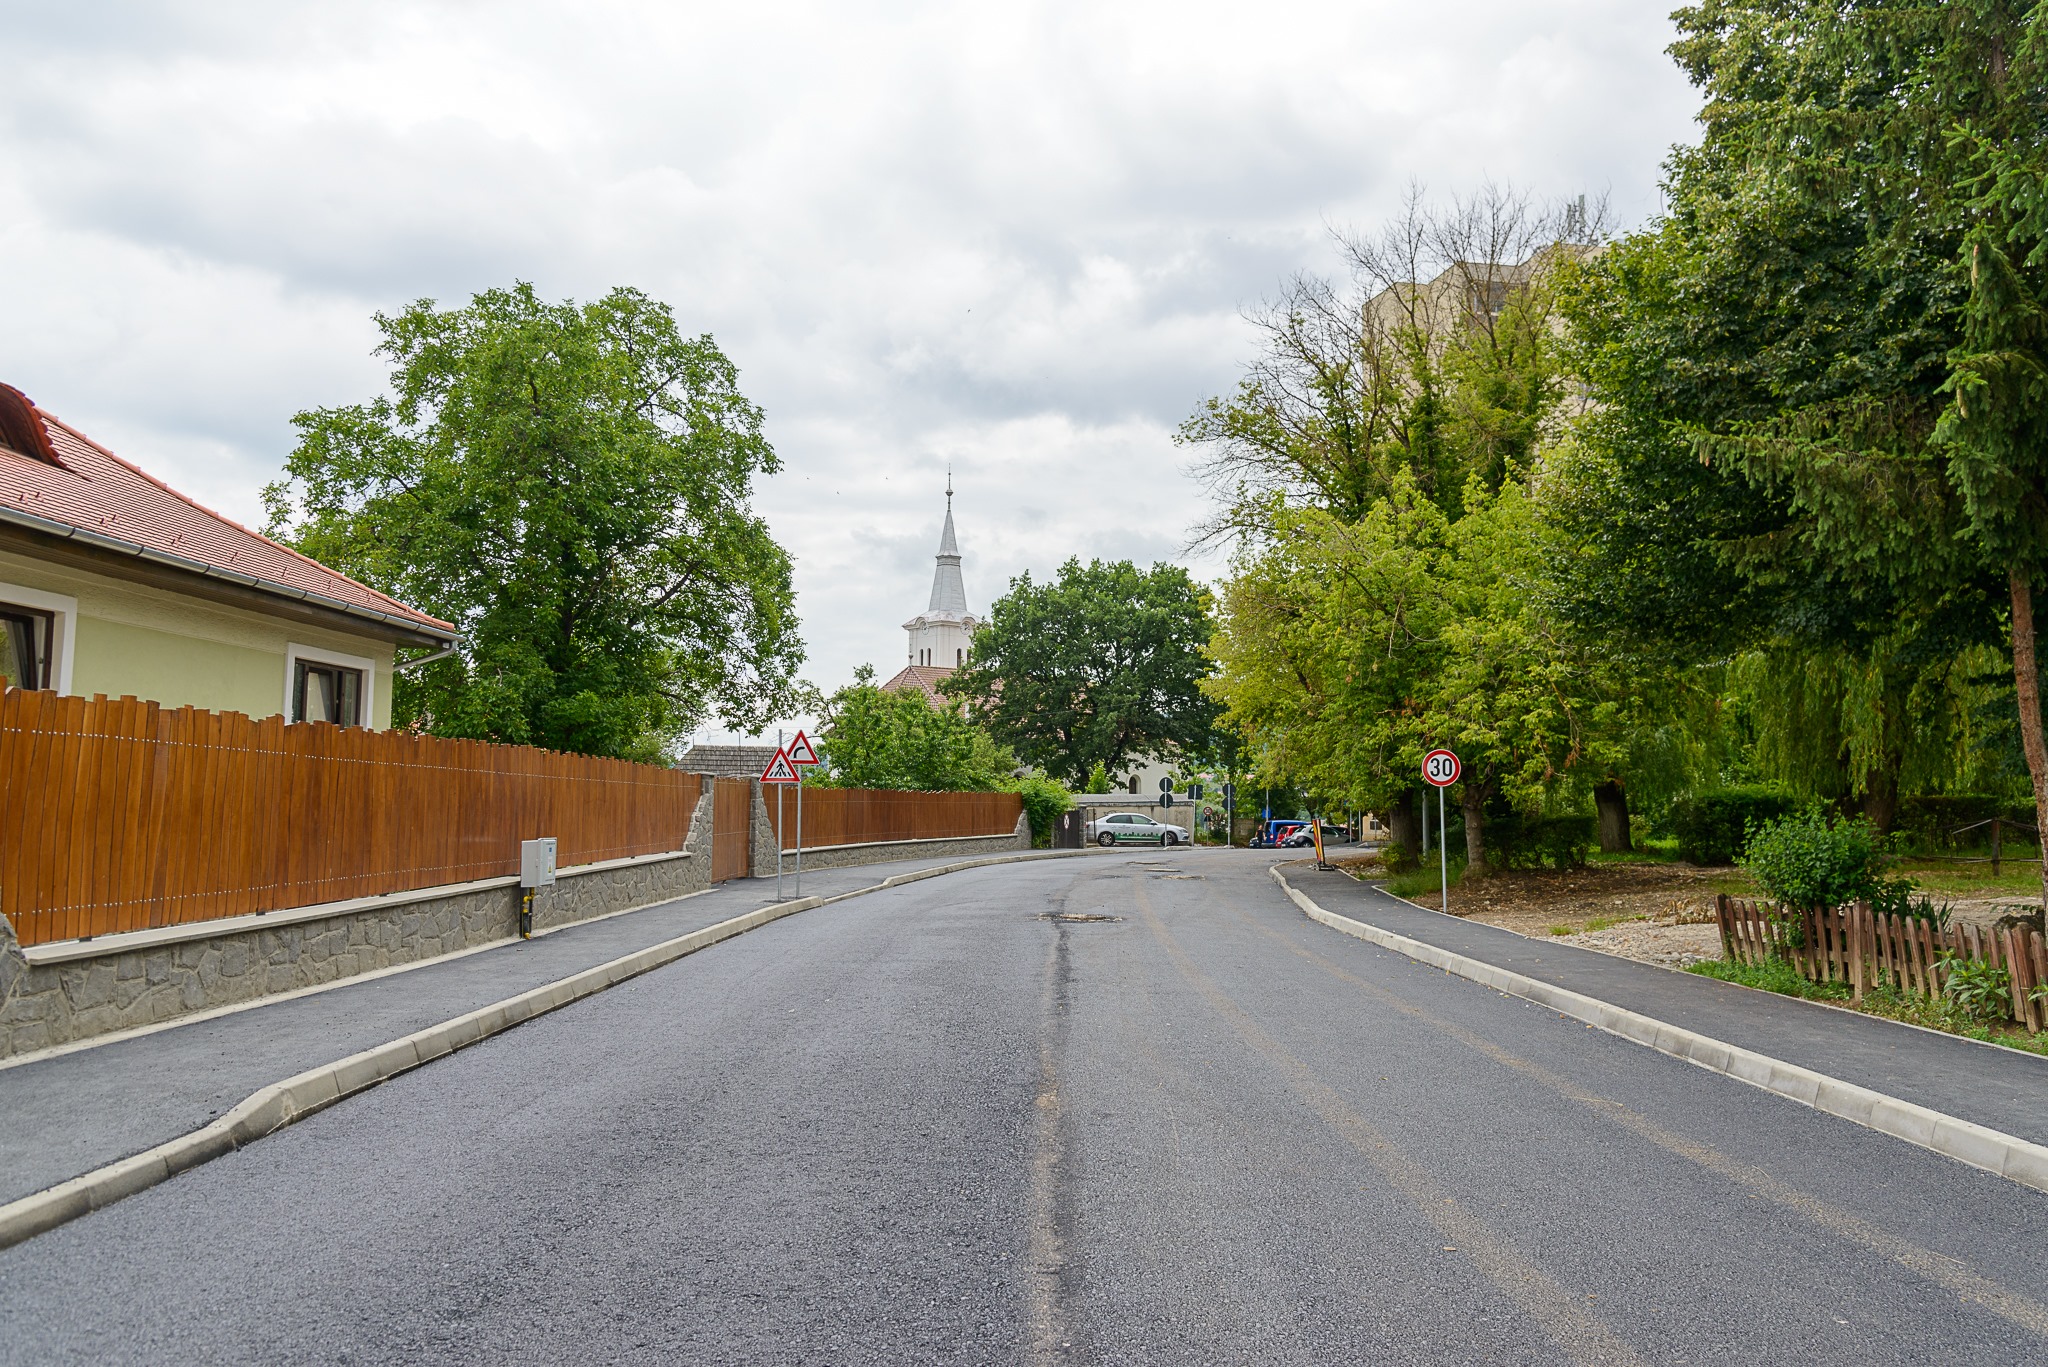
787, 730, 820, 766
760, 748, 799, 783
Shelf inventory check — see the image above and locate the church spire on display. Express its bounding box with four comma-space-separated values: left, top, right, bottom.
927, 479, 967, 614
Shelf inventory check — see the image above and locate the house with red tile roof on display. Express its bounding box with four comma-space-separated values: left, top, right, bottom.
0, 383, 456, 728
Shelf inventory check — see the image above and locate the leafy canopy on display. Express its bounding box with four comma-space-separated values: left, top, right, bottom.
944, 559, 1220, 788
812, 666, 1017, 791
265, 283, 803, 762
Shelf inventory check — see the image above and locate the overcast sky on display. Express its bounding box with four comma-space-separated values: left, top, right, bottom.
0, 1, 1701, 745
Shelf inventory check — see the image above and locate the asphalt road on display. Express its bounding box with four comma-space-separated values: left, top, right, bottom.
4, 849, 2045, 1364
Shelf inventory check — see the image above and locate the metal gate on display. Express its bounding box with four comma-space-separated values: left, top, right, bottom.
712, 777, 753, 882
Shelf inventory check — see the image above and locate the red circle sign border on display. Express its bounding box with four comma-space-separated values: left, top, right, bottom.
1422, 748, 1461, 787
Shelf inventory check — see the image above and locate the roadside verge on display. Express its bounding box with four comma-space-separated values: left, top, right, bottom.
1270, 864, 2048, 1196
0, 849, 1093, 1251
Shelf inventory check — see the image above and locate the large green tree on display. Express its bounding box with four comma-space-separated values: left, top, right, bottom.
944, 559, 1219, 787
265, 283, 803, 761
812, 666, 1017, 791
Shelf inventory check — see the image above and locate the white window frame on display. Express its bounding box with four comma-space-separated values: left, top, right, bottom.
284, 642, 377, 728
0, 580, 76, 694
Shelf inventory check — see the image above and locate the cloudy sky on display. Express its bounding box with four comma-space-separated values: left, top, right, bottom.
0, 1, 1700, 744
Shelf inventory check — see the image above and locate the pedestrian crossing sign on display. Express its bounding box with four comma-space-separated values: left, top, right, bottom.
760, 749, 799, 783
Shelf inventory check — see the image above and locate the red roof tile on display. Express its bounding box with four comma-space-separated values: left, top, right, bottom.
880, 663, 957, 705
0, 388, 454, 639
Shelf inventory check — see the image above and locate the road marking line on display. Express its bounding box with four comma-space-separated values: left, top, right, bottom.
1229, 892, 2048, 1339
1131, 879, 1650, 1367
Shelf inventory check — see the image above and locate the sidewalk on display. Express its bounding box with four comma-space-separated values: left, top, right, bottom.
0, 852, 1065, 1208
1280, 864, 2048, 1147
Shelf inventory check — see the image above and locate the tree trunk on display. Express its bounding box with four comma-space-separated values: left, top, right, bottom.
1593, 780, 1631, 853
1859, 765, 1899, 834
2009, 571, 2048, 911
1461, 787, 1491, 878
1384, 790, 1423, 870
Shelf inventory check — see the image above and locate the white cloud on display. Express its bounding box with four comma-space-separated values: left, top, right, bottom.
0, 0, 1701, 742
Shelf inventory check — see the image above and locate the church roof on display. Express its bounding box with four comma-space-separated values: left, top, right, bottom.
880, 663, 956, 706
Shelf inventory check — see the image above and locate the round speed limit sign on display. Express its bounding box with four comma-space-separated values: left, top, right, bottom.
1422, 749, 1461, 787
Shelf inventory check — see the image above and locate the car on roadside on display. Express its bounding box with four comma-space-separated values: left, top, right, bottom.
1086, 812, 1186, 846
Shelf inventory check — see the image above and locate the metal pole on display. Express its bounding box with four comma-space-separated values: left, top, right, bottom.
776, 729, 784, 898
795, 775, 803, 897
1439, 785, 1448, 915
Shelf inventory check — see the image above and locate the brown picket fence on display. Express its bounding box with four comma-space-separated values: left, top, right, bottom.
1717, 894, 2048, 1031
0, 689, 705, 948
764, 786, 1022, 850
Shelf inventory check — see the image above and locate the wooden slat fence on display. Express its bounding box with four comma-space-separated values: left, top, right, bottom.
766, 786, 1022, 850
711, 777, 753, 882
0, 689, 704, 948
1717, 894, 2048, 1031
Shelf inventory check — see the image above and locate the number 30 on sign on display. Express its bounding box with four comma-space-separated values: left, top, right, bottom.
1422, 749, 1461, 787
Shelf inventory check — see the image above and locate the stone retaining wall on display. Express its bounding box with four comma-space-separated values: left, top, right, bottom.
766, 814, 1033, 874
0, 788, 716, 1060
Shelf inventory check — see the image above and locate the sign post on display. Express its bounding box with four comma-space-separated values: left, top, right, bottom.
787, 730, 820, 894
760, 746, 800, 895
1421, 749, 1461, 915
1221, 782, 1236, 846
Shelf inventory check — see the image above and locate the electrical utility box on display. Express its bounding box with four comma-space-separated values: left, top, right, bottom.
520, 838, 558, 889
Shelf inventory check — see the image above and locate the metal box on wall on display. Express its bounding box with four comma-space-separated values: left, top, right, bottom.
519, 837, 557, 888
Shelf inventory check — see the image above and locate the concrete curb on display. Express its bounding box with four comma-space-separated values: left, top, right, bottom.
0, 848, 1101, 1251
1270, 865, 2048, 1196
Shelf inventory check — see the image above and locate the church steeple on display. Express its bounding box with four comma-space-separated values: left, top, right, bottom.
928, 474, 967, 614
900, 476, 979, 671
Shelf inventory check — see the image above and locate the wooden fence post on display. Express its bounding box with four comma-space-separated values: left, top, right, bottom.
1850, 900, 1866, 1007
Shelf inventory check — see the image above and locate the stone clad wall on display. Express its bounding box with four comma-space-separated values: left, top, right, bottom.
767, 813, 1032, 874
0, 787, 716, 1060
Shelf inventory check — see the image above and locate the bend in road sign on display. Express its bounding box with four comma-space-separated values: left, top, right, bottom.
787, 730, 820, 766
1422, 748, 1461, 787
761, 749, 800, 784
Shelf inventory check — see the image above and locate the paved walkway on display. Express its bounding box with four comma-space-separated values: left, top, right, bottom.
0, 851, 1090, 1206
1281, 862, 2048, 1146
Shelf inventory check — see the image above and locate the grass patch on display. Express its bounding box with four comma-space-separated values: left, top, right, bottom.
1581, 914, 1642, 933
1688, 958, 2048, 1056
1548, 924, 1575, 937
1385, 858, 1465, 899
1589, 841, 1680, 865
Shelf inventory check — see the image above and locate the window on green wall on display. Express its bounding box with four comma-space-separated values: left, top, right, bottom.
0, 605, 51, 690
294, 659, 363, 726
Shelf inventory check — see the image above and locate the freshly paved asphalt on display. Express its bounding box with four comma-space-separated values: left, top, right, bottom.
1288, 864, 2048, 1146
5, 849, 2046, 1364
0, 851, 1078, 1206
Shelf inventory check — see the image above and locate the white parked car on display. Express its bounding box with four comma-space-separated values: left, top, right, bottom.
1086, 812, 1185, 847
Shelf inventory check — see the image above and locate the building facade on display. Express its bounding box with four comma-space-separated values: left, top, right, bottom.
0, 383, 456, 728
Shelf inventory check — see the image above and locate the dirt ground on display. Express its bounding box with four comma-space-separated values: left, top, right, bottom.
1324, 855, 2038, 971
1328, 856, 1737, 968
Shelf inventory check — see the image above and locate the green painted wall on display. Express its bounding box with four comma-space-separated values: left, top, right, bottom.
0, 550, 398, 728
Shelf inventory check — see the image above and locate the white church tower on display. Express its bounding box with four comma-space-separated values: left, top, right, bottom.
901, 477, 980, 670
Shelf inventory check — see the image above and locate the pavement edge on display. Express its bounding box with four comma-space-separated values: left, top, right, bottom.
1270, 864, 2048, 1197
0, 848, 1100, 1250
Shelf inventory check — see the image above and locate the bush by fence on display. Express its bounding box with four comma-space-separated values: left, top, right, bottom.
1, 689, 702, 948
765, 785, 1022, 849
1671, 787, 1795, 865
1717, 894, 2048, 1032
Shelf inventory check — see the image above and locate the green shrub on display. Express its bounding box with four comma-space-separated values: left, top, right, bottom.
1669, 787, 1795, 865
1942, 955, 2012, 1023
1868, 877, 1952, 928
1740, 807, 1891, 911
1009, 774, 1073, 847
1487, 812, 1595, 871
